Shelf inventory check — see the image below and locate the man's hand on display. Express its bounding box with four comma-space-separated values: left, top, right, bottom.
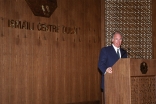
106, 67, 112, 73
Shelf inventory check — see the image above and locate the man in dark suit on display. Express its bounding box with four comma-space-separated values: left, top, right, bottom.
98, 31, 127, 90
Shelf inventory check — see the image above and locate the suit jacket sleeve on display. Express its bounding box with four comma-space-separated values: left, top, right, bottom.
98, 48, 108, 74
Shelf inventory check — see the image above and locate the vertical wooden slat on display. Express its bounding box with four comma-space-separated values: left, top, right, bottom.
24, 30, 34, 104
0, 23, 11, 104
101, 0, 105, 47
51, 33, 60, 104
152, 0, 156, 59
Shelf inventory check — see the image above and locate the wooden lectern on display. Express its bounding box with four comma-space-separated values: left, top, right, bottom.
104, 58, 156, 104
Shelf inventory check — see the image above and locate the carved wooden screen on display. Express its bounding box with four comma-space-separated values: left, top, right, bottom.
105, 0, 152, 59
131, 76, 156, 104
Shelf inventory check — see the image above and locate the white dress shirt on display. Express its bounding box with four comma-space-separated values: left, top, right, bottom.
112, 44, 121, 58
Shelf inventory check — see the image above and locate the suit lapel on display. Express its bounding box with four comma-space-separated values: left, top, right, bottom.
120, 48, 127, 58
110, 45, 119, 59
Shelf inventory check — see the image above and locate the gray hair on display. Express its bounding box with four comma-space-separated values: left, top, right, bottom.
111, 31, 123, 39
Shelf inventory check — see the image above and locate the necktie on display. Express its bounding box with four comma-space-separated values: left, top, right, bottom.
117, 49, 120, 58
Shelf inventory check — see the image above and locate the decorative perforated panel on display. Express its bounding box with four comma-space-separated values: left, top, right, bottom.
105, 0, 152, 59
131, 76, 156, 104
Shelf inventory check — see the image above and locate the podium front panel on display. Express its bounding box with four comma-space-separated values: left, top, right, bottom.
104, 58, 156, 104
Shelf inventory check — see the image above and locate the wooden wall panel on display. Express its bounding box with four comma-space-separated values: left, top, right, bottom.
101, 0, 105, 47
0, 28, 11, 104
152, 0, 156, 58
0, 0, 101, 104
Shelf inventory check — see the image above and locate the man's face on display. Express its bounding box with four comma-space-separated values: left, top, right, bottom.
112, 33, 122, 48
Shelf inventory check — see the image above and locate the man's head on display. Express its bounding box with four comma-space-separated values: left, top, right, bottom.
111, 31, 123, 48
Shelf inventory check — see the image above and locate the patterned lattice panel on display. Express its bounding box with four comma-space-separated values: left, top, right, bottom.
105, 0, 152, 59
131, 76, 156, 104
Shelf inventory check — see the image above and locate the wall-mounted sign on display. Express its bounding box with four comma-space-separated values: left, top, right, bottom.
8, 19, 79, 34
25, 0, 57, 18
140, 62, 148, 74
